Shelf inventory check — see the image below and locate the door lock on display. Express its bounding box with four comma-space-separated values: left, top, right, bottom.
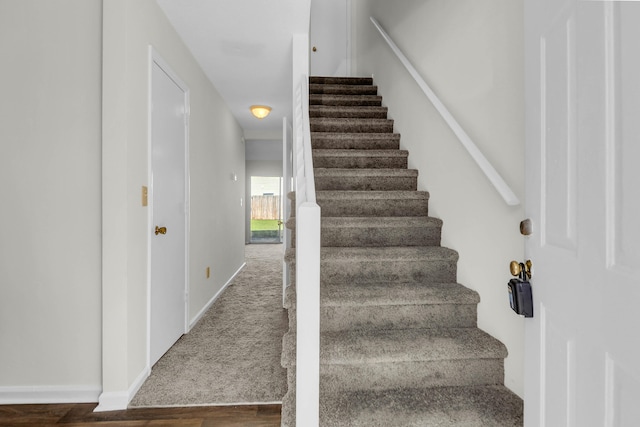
508, 259, 534, 318
509, 259, 532, 279
155, 226, 167, 235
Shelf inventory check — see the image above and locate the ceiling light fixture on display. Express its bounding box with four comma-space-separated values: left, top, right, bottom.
250, 105, 272, 119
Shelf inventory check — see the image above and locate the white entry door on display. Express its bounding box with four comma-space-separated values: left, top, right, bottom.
524, 1, 640, 425
310, 0, 349, 76
150, 56, 188, 366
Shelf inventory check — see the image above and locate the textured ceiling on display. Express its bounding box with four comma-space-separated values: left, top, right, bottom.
156, 0, 310, 137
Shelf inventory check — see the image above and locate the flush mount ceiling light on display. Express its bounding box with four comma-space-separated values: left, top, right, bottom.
250, 105, 272, 119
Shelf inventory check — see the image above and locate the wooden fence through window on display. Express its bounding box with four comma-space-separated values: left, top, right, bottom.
251, 195, 281, 220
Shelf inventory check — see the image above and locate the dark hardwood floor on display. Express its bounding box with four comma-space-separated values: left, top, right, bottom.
0, 403, 281, 426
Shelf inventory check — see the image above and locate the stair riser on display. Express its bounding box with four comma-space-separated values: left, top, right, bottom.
320, 259, 457, 284
313, 156, 407, 169
322, 304, 477, 331
310, 108, 388, 119
311, 199, 428, 217
311, 135, 400, 150
309, 77, 373, 86
320, 359, 504, 392
289, 225, 440, 247
314, 176, 417, 191
318, 386, 524, 427
309, 84, 378, 96
310, 95, 383, 107
289, 304, 477, 333
310, 120, 393, 133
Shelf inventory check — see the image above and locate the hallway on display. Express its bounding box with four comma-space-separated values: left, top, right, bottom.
130, 244, 287, 407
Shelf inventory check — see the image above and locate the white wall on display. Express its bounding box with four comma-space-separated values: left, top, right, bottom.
101, 0, 245, 408
352, 0, 525, 397
0, 0, 244, 407
0, 0, 103, 402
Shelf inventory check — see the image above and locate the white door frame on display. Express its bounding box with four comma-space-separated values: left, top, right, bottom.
147, 46, 190, 368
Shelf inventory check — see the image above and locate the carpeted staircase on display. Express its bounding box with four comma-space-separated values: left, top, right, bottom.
281, 77, 523, 426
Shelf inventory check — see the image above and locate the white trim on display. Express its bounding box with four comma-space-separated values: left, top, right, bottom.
0, 385, 101, 405
604, 353, 615, 427
293, 74, 321, 427
188, 262, 247, 331
95, 391, 128, 412
95, 367, 150, 412
131, 400, 283, 409
370, 17, 520, 207
346, 0, 352, 77
147, 45, 154, 375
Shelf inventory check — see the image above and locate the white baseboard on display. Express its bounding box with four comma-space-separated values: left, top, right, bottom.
0, 385, 101, 405
188, 262, 247, 330
94, 366, 150, 412
94, 390, 128, 412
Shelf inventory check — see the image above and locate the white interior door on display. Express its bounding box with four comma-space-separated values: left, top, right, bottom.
150, 57, 188, 366
310, 0, 349, 76
524, 1, 640, 425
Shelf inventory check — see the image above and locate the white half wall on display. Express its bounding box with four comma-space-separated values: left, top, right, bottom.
351, 0, 526, 397
0, 0, 103, 402
101, 0, 245, 408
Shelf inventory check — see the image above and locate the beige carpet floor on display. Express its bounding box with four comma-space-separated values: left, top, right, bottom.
129, 243, 288, 407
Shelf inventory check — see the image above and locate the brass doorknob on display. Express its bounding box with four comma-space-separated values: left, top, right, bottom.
155, 226, 167, 235
510, 260, 533, 279
509, 260, 521, 277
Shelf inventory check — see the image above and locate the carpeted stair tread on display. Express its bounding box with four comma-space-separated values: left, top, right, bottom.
309, 83, 378, 96
285, 281, 479, 332
320, 328, 507, 364
310, 117, 394, 133
313, 149, 408, 169
280, 327, 506, 367
309, 76, 373, 86
319, 246, 457, 284
309, 105, 388, 119
314, 168, 417, 178
316, 190, 428, 201
320, 246, 457, 263
321, 282, 479, 307
319, 282, 479, 332
314, 168, 418, 192
309, 94, 383, 107
312, 191, 429, 217
313, 149, 408, 158
311, 132, 401, 150
287, 216, 441, 247
285, 246, 458, 284
319, 385, 523, 427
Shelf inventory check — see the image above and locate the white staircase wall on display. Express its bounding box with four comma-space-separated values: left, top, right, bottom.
351, 0, 525, 397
